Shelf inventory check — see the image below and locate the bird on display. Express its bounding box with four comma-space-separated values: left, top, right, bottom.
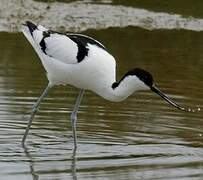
21, 21, 199, 150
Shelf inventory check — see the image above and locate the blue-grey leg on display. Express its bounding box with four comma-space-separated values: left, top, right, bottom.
22, 83, 52, 146
71, 89, 85, 150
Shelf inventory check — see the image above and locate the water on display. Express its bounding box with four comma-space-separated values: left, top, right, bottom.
1, 1, 203, 180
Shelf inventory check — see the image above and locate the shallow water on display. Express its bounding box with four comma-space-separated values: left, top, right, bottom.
0, 26, 203, 180
1, 1, 203, 180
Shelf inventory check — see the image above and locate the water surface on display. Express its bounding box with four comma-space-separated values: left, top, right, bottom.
0, 26, 203, 179
1, 0, 203, 179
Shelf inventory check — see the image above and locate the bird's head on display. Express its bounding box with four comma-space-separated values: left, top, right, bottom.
113, 68, 200, 112
129, 68, 153, 89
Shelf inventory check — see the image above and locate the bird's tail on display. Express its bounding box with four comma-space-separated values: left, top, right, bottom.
22, 21, 47, 53
22, 21, 38, 36
22, 21, 50, 71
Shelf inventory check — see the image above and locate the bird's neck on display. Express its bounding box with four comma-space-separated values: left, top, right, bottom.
96, 75, 148, 102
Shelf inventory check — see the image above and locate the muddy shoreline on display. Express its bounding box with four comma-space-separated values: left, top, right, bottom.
1, 0, 203, 32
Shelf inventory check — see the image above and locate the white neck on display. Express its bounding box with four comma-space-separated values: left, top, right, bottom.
95, 75, 149, 102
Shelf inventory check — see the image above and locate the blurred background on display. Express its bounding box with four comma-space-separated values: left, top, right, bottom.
0, 0, 203, 180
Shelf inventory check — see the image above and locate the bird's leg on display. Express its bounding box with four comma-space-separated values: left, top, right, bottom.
70, 89, 85, 151
22, 83, 52, 146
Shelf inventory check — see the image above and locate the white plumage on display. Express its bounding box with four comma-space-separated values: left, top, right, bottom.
43, 33, 79, 64
21, 21, 198, 150
22, 22, 122, 101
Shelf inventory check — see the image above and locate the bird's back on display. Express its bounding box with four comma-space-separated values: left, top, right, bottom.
22, 21, 108, 64
22, 21, 116, 90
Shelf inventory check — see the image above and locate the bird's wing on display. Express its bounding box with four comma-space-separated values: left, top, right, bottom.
22, 21, 108, 65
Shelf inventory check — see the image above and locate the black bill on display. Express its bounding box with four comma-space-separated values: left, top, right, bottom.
150, 85, 199, 112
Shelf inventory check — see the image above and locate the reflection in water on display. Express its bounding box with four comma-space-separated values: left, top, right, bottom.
71, 149, 77, 180
23, 144, 78, 180
23, 145, 39, 180
0, 26, 203, 179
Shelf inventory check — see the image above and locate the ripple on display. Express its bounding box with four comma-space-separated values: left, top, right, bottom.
0, 24, 203, 179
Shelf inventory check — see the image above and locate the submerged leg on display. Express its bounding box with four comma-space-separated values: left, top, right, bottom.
70, 89, 85, 150
22, 83, 52, 145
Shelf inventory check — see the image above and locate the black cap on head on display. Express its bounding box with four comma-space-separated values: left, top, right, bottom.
112, 68, 153, 89
127, 68, 153, 87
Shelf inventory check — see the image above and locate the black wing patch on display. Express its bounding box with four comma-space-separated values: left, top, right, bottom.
39, 31, 51, 54
67, 34, 107, 51
67, 34, 108, 63
67, 35, 89, 63
36, 29, 108, 63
